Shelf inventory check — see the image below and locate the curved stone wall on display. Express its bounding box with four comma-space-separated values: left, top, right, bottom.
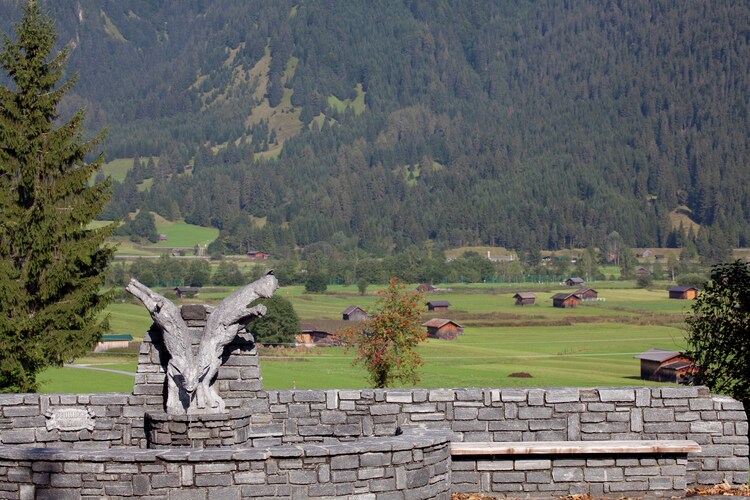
0, 427, 451, 499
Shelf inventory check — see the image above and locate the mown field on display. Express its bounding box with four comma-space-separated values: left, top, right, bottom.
38, 282, 692, 393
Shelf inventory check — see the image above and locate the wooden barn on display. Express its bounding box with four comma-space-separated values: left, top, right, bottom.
342, 306, 368, 321
426, 300, 451, 311
634, 349, 694, 383
94, 334, 133, 353
667, 286, 698, 300
174, 286, 200, 298
513, 292, 536, 306
295, 320, 349, 347
573, 287, 598, 302
635, 267, 651, 277
422, 319, 464, 340
295, 324, 334, 347
247, 250, 271, 260
552, 292, 580, 308
565, 277, 585, 287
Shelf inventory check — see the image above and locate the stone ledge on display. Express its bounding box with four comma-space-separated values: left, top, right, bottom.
451, 440, 702, 456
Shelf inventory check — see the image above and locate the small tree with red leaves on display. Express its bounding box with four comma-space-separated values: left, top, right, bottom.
341, 278, 426, 388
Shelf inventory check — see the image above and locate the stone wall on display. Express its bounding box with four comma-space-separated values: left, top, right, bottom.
0, 428, 451, 499
451, 454, 689, 497
0, 386, 745, 489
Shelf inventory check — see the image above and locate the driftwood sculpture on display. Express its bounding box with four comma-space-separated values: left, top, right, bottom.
126, 271, 278, 415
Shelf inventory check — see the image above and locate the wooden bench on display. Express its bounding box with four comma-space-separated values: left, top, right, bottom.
450, 439, 701, 456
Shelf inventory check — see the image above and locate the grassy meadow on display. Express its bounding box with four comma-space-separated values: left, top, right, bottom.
39, 281, 693, 393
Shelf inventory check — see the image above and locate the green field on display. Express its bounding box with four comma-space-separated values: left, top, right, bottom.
39, 281, 693, 393
97, 158, 135, 182
151, 220, 219, 248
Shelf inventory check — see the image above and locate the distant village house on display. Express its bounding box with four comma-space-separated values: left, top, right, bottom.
422, 319, 464, 340
513, 292, 536, 306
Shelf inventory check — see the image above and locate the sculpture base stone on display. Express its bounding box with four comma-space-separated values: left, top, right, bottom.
145, 409, 252, 449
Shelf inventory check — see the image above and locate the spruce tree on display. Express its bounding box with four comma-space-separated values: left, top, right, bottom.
0, 2, 115, 392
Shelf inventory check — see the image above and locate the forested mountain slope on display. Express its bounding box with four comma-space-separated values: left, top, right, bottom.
1, 0, 749, 257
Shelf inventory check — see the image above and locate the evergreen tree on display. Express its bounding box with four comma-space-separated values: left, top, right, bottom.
0, 2, 115, 392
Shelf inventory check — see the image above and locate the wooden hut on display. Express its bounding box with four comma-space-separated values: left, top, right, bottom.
342, 306, 368, 321
247, 250, 271, 260
667, 286, 698, 300
296, 323, 333, 347
565, 277, 585, 287
634, 349, 694, 383
552, 292, 580, 308
94, 334, 133, 353
422, 319, 464, 340
513, 292, 536, 306
295, 320, 350, 347
573, 287, 598, 302
426, 300, 451, 311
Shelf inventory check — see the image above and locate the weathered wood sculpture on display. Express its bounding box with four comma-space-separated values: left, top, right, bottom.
126, 271, 278, 415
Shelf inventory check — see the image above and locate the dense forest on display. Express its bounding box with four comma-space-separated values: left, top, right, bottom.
1, 0, 749, 260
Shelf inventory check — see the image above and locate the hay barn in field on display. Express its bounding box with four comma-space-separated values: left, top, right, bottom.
422, 319, 464, 340
573, 287, 598, 301
634, 349, 694, 383
342, 306, 368, 321
552, 292, 580, 308
426, 300, 451, 311
565, 277, 585, 287
667, 286, 698, 300
513, 292, 536, 306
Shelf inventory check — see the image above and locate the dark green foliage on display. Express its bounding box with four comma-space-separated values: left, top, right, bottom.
636, 274, 653, 289
678, 273, 708, 290
245, 296, 300, 345
185, 260, 211, 287
115, 210, 158, 243
212, 261, 245, 286
304, 274, 328, 294
357, 278, 368, 296
0, 3, 115, 392
683, 261, 750, 415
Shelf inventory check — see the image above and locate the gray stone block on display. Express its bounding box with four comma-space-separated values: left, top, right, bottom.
553, 467, 584, 482
598, 389, 635, 402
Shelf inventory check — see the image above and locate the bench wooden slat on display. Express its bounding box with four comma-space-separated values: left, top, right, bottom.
450, 440, 701, 456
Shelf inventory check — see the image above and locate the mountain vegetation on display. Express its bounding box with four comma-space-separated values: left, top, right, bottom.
2, 1, 749, 261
